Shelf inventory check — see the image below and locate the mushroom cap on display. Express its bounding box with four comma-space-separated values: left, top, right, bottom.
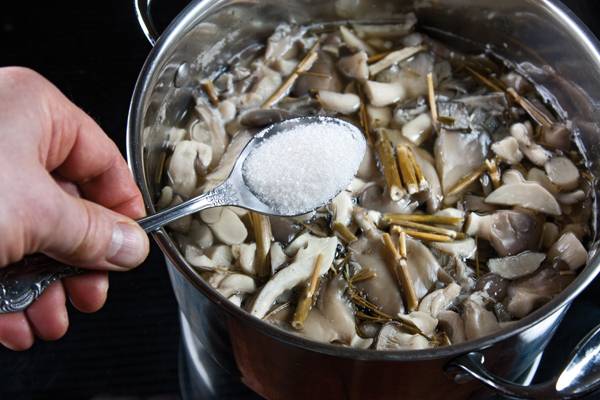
487, 251, 546, 279
485, 182, 561, 215
544, 156, 580, 191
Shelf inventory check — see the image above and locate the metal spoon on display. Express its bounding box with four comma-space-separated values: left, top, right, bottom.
0, 116, 364, 313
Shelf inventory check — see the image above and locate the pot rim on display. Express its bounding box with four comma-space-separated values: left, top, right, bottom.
127, 0, 600, 361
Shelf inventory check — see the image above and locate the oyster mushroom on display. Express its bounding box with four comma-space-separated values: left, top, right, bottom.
195, 103, 229, 167
401, 113, 432, 146
202, 131, 252, 191
337, 51, 369, 81
437, 310, 466, 344
366, 106, 392, 129
557, 190, 586, 205
363, 80, 406, 107
540, 123, 571, 151
329, 190, 354, 226
465, 210, 543, 256
164, 127, 187, 149
375, 322, 431, 350
156, 186, 173, 210
541, 222, 560, 250
491, 136, 523, 165
431, 238, 477, 259
484, 182, 561, 216
168, 140, 212, 197
548, 232, 587, 271
526, 168, 559, 194
217, 273, 256, 298
505, 268, 572, 318
463, 293, 500, 341
264, 23, 304, 64
185, 245, 233, 270
250, 236, 338, 318
339, 25, 375, 55
405, 237, 442, 299
300, 309, 342, 344
207, 208, 248, 245
544, 156, 580, 191
240, 108, 293, 128
317, 274, 356, 344
232, 243, 257, 275
317, 90, 360, 114
293, 52, 342, 97
188, 219, 214, 249
487, 251, 546, 279
452, 257, 476, 292
510, 122, 551, 166
359, 184, 418, 214
434, 130, 486, 196
502, 169, 526, 185
413, 151, 443, 213
475, 273, 509, 302
418, 282, 461, 317
217, 100, 237, 123
270, 242, 288, 273
199, 207, 223, 224
251, 65, 283, 102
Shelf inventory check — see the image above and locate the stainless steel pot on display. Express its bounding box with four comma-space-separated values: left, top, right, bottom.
127, 1, 600, 398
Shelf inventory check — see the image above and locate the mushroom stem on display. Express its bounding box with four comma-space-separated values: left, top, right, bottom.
249, 212, 272, 279
426, 72, 438, 127
396, 145, 419, 194
292, 254, 324, 330
262, 41, 320, 108
332, 221, 358, 244
382, 233, 419, 312
390, 220, 459, 238
374, 133, 405, 200
200, 79, 219, 106
382, 213, 464, 226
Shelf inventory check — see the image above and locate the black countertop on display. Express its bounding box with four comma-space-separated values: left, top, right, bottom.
1, 1, 600, 399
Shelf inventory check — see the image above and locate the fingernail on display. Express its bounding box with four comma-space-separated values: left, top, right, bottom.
107, 222, 148, 268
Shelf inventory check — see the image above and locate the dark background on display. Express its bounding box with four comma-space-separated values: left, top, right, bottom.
1, 1, 600, 399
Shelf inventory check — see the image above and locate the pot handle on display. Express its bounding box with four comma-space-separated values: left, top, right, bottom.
134, 0, 160, 46
445, 322, 600, 399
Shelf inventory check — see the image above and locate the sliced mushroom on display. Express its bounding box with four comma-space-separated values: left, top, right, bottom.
434, 130, 486, 196
168, 140, 211, 197
505, 267, 572, 318
199, 207, 223, 224
491, 136, 523, 165
232, 243, 257, 275
437, 310, 466, 344
207, 208, 248, 245
195, 104, 229, 168
465, 210, 543, 256
431, 239, 477, 259
502, 169, 526, 185
375, 322, 432, 350
270, 242, 288, 274
156, 186, 174, 210
188, 219, 214, 250
217, 273, 256, 298
401, 113, 432, 146
202, 130, 252, 191
548, 232, 587, 271
317, 90, 360, 114
337, 51, 369, 81
544, 156, 580, 191
413, 151, 443, 213
418, 282, 461, 317
185, 245, 233, 270
463, 293, 500, 341
329, 190, 353, 226
250, 236, 338, 318
339, 26, 375, 55
540, 123, 571, 151
485, 182, 561, 216
557, 190, 586, 205
317, 274, 356, 344
487, 251, 546, 279
363, 80, 406, 107
366, 105, 392, 129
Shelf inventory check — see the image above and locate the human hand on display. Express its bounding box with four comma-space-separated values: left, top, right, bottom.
0, 67, 149, 350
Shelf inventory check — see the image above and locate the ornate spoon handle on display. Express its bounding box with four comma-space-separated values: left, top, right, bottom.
0, 255, 81, 313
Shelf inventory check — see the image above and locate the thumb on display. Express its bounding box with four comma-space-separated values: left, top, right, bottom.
41, 187, 149, 271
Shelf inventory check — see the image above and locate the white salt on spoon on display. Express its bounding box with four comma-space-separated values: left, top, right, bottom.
138, 116, 366, 232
